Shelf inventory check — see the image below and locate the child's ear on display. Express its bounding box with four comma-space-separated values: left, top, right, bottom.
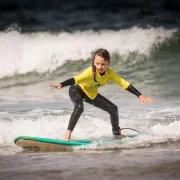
108, 61, 111, 66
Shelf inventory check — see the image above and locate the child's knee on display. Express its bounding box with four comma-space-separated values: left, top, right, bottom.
74, 103, 84, 113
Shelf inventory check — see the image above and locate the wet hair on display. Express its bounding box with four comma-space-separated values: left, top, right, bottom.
92, 48, 110, 82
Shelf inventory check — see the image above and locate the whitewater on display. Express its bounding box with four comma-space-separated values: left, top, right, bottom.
0, 27, 176, 78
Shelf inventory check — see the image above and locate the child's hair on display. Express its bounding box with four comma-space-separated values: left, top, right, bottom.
92, 48, 110, 82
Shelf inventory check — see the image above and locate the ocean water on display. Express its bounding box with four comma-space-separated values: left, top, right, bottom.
0, 1, 180, 180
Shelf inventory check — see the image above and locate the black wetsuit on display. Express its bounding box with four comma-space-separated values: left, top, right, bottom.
60, 76, 141, 135
68, 84, 119, 133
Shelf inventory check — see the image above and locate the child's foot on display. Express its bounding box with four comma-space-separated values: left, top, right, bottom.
64, 130, 72, 140
114, 134, 127, 139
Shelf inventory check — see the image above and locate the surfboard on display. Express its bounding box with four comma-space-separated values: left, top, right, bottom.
14, 136, 93, 151
14, 128, 140, 151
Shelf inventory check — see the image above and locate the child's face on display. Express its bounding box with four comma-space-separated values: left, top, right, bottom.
94, 55, 110, 73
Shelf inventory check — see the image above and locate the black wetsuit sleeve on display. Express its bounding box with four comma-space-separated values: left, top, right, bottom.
126, 84, 142, 97
60, 78, 75, 87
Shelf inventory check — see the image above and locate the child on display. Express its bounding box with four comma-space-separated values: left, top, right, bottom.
49, 49, 152, 140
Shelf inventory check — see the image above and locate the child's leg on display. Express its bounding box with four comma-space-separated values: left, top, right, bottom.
68, 85, 84, 131
85, 93, 121, 135
65, 85, 84, 140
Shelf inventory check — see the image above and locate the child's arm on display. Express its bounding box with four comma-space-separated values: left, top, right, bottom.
109, 69, 152, 104
49, 78, 75, 89
126, 84, 152, 104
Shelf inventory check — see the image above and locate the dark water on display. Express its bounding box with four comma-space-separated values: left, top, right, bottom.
0, 0, 180, 32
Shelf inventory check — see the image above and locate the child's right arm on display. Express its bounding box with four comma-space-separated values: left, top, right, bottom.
49, 78, 75, 89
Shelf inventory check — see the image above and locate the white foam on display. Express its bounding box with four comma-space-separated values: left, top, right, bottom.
0, 115, 68, 145
151, 120, 180, 137
1, 108, 180, 149
0, 27, 176, 78
0, 112, 113, 146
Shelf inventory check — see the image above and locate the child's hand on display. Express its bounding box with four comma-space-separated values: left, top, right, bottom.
49, 84, 62, 89
139, 95, 152, 104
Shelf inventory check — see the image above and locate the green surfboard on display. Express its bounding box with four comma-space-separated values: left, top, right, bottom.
14, 136, 93, 151
14, 129, 140, 151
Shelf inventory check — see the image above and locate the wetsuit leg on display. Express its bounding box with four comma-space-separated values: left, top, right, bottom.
85, 94, 120, 134
68, 85, 84, 131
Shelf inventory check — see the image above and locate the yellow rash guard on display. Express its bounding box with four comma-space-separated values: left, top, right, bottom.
74, 67, 130, 99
